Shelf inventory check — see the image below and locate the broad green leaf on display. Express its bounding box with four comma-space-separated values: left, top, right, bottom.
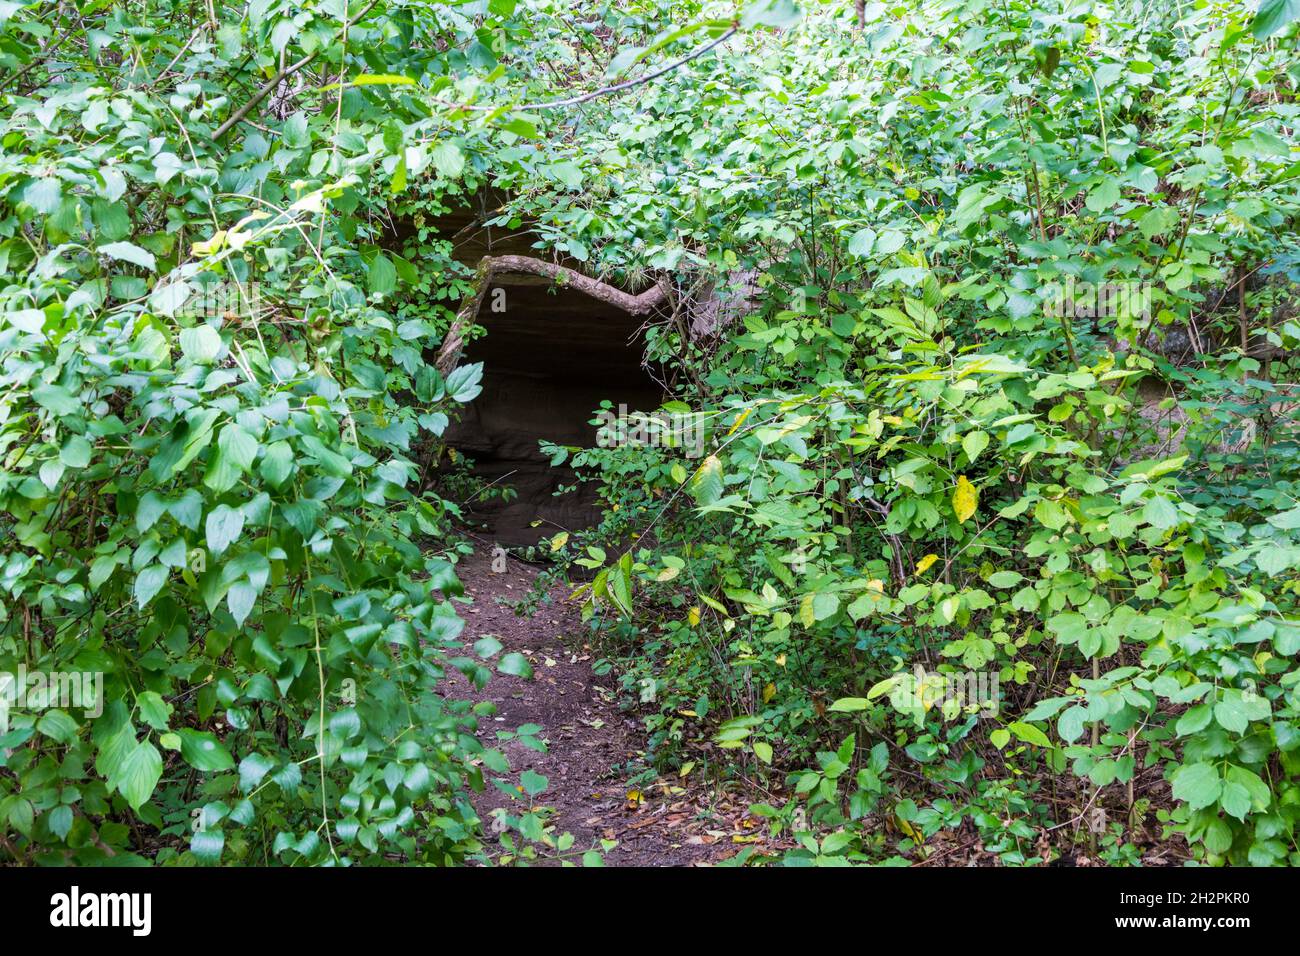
1251, 0, 1300, 39
98, 241, 157, 271
180, 324, 223, 363
178, 729, 235, 772
1171, 762, 1221, 811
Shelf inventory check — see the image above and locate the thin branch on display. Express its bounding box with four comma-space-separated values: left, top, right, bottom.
212, 0, 382, 141
435, 25, 738, 114
2, 23, 78, 93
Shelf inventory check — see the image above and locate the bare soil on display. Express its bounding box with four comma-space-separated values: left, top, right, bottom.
441, 546, 738, 866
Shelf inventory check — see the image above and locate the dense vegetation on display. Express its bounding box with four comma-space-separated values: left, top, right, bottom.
1, 0, 1298, 867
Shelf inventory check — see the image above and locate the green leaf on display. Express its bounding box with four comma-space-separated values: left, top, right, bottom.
520, 769, 548, 796
1251, 0, 1300, 39
848, 228, 875, 257
741, 0, 802, 29
205, 423, 259, 493
239, 753, 276, 792
191, 828, 225, 864
48, 805, 74, 841
474, 635, 503, 658
134, 564, 169, 608
116, 739, 163, 810
431, 141, 465, 179
828, 697, 869, 712
226, 581, 258, 628
1057, 705, 1087, 743
205, 504, 245, 557
98, 241, 157, 271
1171, 762, 1221, 811
1047, 612, 1087, 646
282, 112, 310, 148
811, 591, 839, 621
367, 254, 397, 296
177, 729, 235, 772
6, 308, 46, 334
351, 73, 416, 86
962, 430, 989, 462
260, 440, 295, 487
138, 691, 173, 731
390, 154, 408, 194
1085, 178, 1120, 213
1225, 765, 1271, 812
32, 383, 80, 416
498, 652, 533, 679
1142, 496, 1179, 529
1214, 696, 1250, 734
23, 177, 62, 214
60, 434, 92, 469
445, 362, 483, 403
1008, 721, 1052, 747
180, 324, 223, 363
1175, 704, 1213, 736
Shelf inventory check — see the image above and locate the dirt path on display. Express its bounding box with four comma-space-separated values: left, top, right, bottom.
441, 547, 736, 866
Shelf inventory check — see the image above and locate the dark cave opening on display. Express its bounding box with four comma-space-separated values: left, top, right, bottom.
443, 281, 663, 547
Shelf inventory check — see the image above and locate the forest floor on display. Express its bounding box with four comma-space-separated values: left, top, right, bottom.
437, 549, 1189, 868
441, 545, 760, 866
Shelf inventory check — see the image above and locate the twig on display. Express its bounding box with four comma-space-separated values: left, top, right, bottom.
434, 26, 737, 114
2, 23, 77, 93
212, 0, 382, 140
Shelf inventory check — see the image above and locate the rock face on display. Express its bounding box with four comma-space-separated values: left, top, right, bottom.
443, 282, 663, 546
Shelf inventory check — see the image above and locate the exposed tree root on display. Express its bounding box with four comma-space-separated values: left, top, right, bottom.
435, 255, 670, 375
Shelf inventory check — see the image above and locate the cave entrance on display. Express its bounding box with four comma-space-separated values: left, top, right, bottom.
406, 189, 666, 546
443, 280, 663, 547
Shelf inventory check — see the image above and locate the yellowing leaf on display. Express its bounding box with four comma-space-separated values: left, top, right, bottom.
762, 682, 776, 703
689, 454, 724, 506
775, 653, 787, 667
549, 531, 569, 552
895, 813, 921, 842
727, 407, 754, 436
687, 606, 701, 627
350, 73, 416, 86
953, 475, 978, 524
799, 593, 816, 628
915, 554, 939, 575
